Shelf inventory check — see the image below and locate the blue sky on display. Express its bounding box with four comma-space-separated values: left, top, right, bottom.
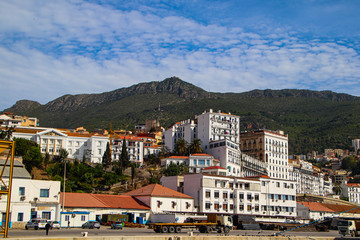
1, 0, 360, 110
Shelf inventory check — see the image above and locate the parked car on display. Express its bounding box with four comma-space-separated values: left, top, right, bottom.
82, 221, 100, 229
49, 221, 60, 229
25, 219, 47, 230
111, 221, 123, 229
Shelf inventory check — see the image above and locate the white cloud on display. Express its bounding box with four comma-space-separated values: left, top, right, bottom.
0, 0, 360, 110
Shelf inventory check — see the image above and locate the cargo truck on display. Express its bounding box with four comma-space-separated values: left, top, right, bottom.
147, 214, 233, 234
338, 219, 360, 237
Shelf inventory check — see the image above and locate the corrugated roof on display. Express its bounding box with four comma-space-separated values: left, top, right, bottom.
123, 184, 194, 199
60, 192, 150, 210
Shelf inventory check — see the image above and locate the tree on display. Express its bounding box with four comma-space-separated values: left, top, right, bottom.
159, 146, 171, 159
14, 138, 38, 156
163, 163, 180, 176
23, 146, 43, 172
44, 152, 50, 167
0, 126, 13, 140
188, 138, 202, 154
53, 149, 69, 163
174, 139, 188, 156
147, 154, 159, 165
341, 156, 357, 173
102, 142, 111, 169
120, 138, 130, 170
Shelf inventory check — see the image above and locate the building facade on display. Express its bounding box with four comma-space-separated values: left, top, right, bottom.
241, 130, 289, 180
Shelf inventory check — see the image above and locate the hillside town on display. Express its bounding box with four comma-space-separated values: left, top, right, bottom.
1, 109, 360, 230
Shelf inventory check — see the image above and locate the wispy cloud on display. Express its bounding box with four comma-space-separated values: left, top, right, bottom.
0, 0, 360, 110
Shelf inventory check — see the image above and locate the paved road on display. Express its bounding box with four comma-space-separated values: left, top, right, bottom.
7, 227, 343, 238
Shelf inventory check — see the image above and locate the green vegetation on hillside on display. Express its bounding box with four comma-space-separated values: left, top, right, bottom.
4, 77, 360, 154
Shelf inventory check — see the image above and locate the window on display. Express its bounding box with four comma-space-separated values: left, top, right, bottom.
214, 191, 219, 198
205, 202, 211, 209
247, 205, 252, 211
198, 160, 205, 165
276, 182, 280, 187
247, 194, 252, 201
254, 194, 259, 201
230, 204, 233, 210
42, 212, 51, 220
223, 204, 228, 210
223, 192, 228, 199
205, 191, 211, 198
245, 183, 250, 189
81, 215, 86, 221
239, 193, 244, 199
40, 189, 49, 198
17, 213, 24, 221
239, 204, 244, 211
193, 160, 197, 165
65, 215, 70, 221
214, 203, 219, 210
255, 205, 259, 212
19, 187, 25, 196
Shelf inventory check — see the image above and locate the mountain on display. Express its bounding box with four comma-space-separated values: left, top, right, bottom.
4, 77, 360, 154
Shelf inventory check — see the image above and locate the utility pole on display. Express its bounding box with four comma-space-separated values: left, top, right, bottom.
62, 161, 66, 212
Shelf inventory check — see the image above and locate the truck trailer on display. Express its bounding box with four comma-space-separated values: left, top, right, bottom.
147, 214, 233, 234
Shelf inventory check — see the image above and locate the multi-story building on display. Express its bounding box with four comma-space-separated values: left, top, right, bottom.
197, 109, 240, 150
163, 120, 197, 153
12, 127, 108, 163
0, 160, 61, 228
0, 114, 38, 127
112, 135, 144, 165
161, 173, 297, 221
288, 158, 333, 196
353, 139, 360, 154
343, 183, 360, 204
241, 130, 289, 180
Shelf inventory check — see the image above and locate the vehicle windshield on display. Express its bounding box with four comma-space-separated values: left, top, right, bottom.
338, 221, 350, 226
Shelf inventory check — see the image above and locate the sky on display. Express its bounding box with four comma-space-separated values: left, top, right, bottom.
1, 0, 360, 110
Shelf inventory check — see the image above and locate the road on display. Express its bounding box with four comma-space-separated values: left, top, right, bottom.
7, 227, 343, 238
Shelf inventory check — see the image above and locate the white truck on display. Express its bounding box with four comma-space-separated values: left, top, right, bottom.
338, 219, 360, 237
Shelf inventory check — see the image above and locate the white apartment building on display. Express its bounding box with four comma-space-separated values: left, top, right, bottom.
352, 139, 360, 153
112, 136, 144, 165
288, 159, 333, 196
343, 183, 360, 204
197, 109, 240, 150
241, 130, 289, 180
12, 127, 108, 163
161, 174, 297, 221
163, 119, 197, 152
161, 154, 218, 173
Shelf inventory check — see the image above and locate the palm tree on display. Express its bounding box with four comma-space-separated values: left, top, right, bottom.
188, 138, 202, 154
174, 139, 188, 156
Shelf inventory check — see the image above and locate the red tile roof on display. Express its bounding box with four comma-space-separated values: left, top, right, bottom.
202, 166, 226, 170
191, 153, 212, 157
298, 202, 335, 213
168, 156, 189, 159
60, 192, 150, 210
123, 184, 193, 199
322, 203, 360, 214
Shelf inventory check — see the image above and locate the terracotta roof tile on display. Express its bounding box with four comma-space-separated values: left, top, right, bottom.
202, 166, 226, 170
298, 202, 335, 213
168, 156, 189, 159
191, 153, 212, 157
60, 192, 150, 210
123, 184, 193, 199
322, 203, 360, 214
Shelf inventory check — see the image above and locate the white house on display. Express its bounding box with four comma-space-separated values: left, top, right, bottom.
60, 192, 150, 227
0, 160, 61, 228
123, 184, 195, 222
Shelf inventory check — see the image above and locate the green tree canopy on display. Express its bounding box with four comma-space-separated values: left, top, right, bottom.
102, 142, 111, 169
174, 139, 188, 156
23, 146, 43, 172
188, 138, 202, 154
163, 162, 180, 176
120, 138, 130, 170
341, 156, 357, 172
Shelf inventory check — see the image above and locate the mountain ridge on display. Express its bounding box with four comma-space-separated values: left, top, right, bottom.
3, 77, 360, 154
